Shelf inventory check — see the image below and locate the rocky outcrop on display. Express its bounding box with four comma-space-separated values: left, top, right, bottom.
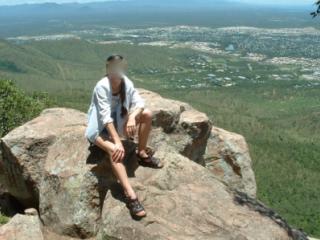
0, 88, 308, 239
0, 208, 89, 240
138, 89, 211, 166
0, 209, 43, 240
139, 89, 256, 196
204, 126, 257, 198
0, 108, 101, 237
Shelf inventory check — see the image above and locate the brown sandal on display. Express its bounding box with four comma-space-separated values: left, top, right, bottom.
145, 146, 155, 157
136, 146, 155, 157
124, 195, 147, 220
136, 151, 164, 168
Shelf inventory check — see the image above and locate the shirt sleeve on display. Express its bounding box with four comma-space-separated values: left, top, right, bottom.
94, 84, 114, 126
129, 85, 145, 114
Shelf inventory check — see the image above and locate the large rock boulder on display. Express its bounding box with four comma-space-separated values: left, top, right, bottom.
0, 211, 43, 240
0, 208, 91, 240
138, 89, 211, 165
96, 145, 302, 240
140, 89, 256, 197
0, 108, 108, 237
204, 126, 257, 198
0, 89, 308, 239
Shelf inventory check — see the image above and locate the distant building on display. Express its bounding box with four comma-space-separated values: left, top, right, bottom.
225, 44, 235, 51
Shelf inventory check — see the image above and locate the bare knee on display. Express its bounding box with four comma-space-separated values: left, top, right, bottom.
142, 108, 152, 121
94, 136, 115, 154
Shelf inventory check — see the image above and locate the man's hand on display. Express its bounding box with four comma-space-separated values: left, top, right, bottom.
111, 142, 125, 162
125, 115, 136, 138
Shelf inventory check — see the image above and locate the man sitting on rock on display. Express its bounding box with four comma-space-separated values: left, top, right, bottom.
85, 54, 163, 220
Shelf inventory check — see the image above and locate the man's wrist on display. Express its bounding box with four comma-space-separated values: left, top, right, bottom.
114, 138, 122, 144
128, 113, 137, 120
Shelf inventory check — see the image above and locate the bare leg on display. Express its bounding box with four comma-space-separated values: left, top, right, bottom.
94, 135, 146, 217
136, 109, 153, 158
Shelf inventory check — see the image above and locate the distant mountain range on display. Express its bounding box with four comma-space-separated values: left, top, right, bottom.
0, 0, 311, 20
0, 0, 314, 38
0, 0, 240, 12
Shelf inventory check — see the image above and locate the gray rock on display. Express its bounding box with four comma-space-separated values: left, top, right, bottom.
139, 89, 212, 165
0, 213, 44, 240
24, 207, 38, 216
0, 89, 307, 239
204, 126, 257, 198
0, 108, 101, 238
96, 144, 295, 240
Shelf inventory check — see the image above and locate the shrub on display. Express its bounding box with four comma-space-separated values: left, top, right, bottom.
0, 79, 56, 137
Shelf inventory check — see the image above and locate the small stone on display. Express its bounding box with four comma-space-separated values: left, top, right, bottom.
24, 208, 38, 216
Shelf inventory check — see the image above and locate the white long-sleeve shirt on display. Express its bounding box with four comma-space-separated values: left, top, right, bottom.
84, 74, 145, 144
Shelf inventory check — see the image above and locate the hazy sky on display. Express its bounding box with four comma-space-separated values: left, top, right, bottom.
0, 0, 314, 6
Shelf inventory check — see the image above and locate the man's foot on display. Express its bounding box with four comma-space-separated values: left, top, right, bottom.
124, 190, 146, 219
136, 149, 164, 168
136, 146, 155, 158
137, 150, 150, 159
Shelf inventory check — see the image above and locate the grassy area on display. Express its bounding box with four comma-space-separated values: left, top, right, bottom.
0, 214, 10, 225
0, 213, 9, 225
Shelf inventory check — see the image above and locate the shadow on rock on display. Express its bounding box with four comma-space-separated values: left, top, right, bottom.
86, 139, 140, 213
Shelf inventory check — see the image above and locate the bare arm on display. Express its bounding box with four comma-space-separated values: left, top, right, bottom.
105, 122, 122, 144
129, 107, 144, 120
126, 87, 145, 137
105, 121, 125, 162
94, 84, 124, 161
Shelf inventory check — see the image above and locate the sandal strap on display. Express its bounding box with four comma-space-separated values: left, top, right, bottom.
137, 154, 160, 165
146, 147, 155, 157
150, 156, 160, 165
136, 146, 155, 157
125, 197, 144, 213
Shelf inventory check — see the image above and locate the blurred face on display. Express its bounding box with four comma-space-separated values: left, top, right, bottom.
106, 57, 127, 90
108, 72, 122, 89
